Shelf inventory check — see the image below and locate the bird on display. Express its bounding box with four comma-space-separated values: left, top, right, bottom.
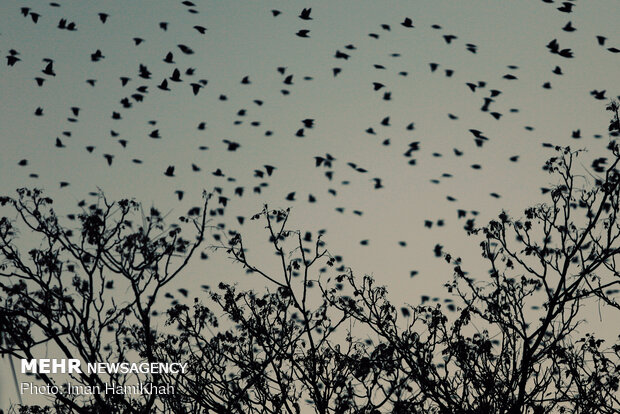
190, 83, 202, 95
170, 69, 182, 82
163, 52, 174, 64
264, 165, 276, 176
562, 21, 576, 32
299, 8, 312, 20
42, 61, 55, 76
223, 140, 240, 151
373, 82, 385, 91
139, 64, 151, 79
90, 49, 104, 62
434, 244, 443, 257
557, 2, 574, 13
7, 53, 21, 66
158, 79, 170, 91
444, 34, 457, 44
178, 44, 194, 55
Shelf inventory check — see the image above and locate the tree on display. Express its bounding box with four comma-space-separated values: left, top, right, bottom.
330, 143, 620, 413
158, 141, 619, 413
165, 131, 620, 411
3, 107, 620, 413
158, 207, 398, 413
0, 189, 211, 413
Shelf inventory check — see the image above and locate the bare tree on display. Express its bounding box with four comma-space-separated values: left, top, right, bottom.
0, 189, 210, 413
327, 140, 620, 413
2, 107, 619, 414
159, 206, 404, 413
167, 114, 620, 412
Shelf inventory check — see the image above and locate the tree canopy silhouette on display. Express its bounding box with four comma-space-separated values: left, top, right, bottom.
1, 107, 619, 413
161, 140, 620, 414
0, 190, 211, 413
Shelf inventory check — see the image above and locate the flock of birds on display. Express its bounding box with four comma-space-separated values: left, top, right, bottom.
1, 0, 619, 306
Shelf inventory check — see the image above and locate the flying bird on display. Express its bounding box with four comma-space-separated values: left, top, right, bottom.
299, 8, 312, 20
42, 61, 55, 76
103, 154, 114, 166
562, 21, 576, 32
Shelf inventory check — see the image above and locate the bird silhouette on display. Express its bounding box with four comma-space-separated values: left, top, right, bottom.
103, 154, 114, 166
42, 61, 55, 76
557, 2, 574, 13
299, 8, 312, 20
562, 21, 576, 32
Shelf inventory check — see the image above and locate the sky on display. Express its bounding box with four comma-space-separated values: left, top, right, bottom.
0, 0, 618, 409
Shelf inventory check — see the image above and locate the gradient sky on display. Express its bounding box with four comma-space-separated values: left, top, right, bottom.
1, 0, 618, 408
